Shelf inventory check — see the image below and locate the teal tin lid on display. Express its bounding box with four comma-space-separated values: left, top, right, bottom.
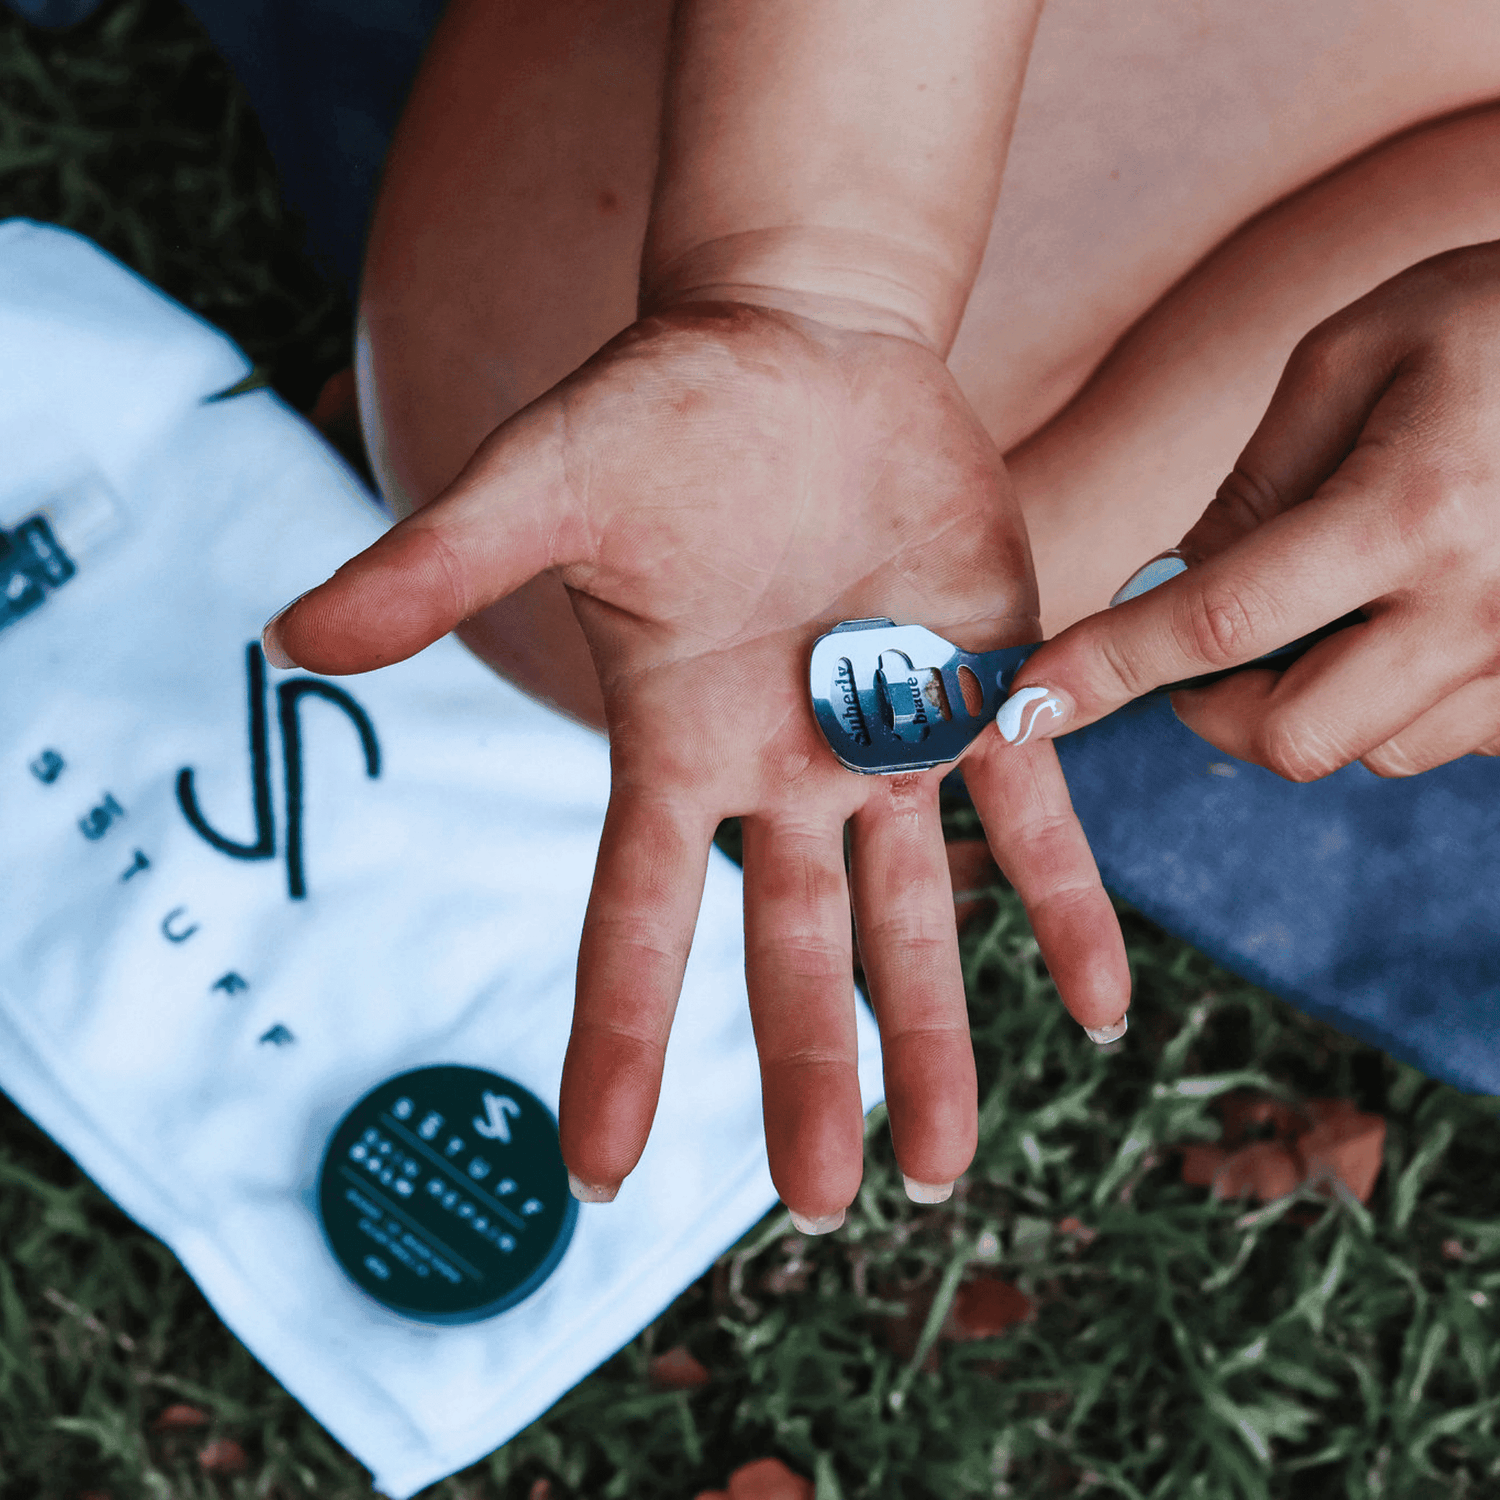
318, 1064, 577, 1324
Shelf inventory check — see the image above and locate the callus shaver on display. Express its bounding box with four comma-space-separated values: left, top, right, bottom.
807, 617, 1037, 775
809, 557, 1360, 776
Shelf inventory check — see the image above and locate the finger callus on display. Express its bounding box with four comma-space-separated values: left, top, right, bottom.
742, 814, 865, 1220
848, 781, 975, 1190
560, 791, 714, 1192
964, 737, 1130, 1032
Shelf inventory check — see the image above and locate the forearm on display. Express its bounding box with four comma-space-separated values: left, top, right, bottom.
641, 0, 1043, 354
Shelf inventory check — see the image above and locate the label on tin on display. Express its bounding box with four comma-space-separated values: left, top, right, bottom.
318, 1064, 576, 1324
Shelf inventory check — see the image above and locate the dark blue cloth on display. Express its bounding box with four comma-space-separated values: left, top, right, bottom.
181, 0, 446, 294
1056, 700, 1500, 1095
3, 0, 104, 27
176, 0, 1500, 1096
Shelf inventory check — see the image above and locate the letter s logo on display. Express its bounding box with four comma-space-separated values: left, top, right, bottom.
176, 643, 380, 900
473, 1091, 522, 1143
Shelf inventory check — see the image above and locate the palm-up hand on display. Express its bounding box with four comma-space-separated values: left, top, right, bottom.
267, 302, 1130, 1224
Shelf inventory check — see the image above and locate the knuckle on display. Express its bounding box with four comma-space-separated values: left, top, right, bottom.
1404, 462, 1488, 561
880, 1019, 972, 1066
1028, 871, 1106, 916
992, 800, 1082, 868
588, 915, 690, 978
1094, 628, 1159, 700
1285, 316, 1357, 386
1174, 581, 1270, 670
768, 1044, 853, 1077
756, 827, 848, 908
750, 913, 849, 981
1212, 466, 1285, 531
404, 521, 474, 622
858, 920, 953, 972
1014, 808, 1087, 868
1253, 714, 1343, 784
569, 1015, 665, 1058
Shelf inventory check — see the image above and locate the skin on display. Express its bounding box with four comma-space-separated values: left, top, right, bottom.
1009, 241, 1500, 783
269, 0, 1500, 1226
272, 300, 1125, 1217
273, 0, 1130, 1228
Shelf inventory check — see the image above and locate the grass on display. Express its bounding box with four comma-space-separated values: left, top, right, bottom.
2, 3, 1499, 1497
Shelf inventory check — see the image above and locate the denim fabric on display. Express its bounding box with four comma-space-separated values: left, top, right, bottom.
4, 0, 105, 27
1053, 698, 1500, 1094
180, 0, 446, 294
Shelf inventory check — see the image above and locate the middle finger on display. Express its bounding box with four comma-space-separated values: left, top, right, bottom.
1169, 610, 1480, 783
742, 809, 866, 1231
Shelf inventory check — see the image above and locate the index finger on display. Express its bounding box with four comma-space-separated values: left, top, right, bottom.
558, 782, 716, 1198
998, 471, 1409, 739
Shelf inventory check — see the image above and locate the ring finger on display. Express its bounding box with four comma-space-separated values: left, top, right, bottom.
848, 774, 976, 1202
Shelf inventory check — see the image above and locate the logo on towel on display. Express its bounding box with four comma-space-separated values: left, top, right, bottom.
175, 642, 381, 899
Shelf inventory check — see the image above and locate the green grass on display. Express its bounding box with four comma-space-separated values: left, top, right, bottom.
3, 4, 1499, 1497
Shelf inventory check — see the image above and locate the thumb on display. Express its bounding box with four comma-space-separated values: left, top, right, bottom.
1174, 303, 1400, 567
263, 401, 587, 675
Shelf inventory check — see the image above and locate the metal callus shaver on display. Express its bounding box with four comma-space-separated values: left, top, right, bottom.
805, 556, 1192, 774
809, 551, 1356, 775
807, 618, 1040, 775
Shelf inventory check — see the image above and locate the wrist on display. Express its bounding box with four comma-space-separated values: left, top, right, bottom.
638, 225, 969, 354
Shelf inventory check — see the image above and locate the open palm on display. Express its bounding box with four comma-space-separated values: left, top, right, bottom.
270, 302, 1129, 1222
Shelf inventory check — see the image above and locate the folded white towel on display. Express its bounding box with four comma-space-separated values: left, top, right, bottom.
0, 221, 884, 1498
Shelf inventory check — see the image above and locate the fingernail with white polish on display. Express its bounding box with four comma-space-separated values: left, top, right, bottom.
903, 1176, 955, 1205
260, 591, 311, 670
568, 1171, 618, 1204
788, 1207, 845, 1235
996, 685, 1069, 745
1109, 549, 1188, 607
1084, 1015, 1129, 1045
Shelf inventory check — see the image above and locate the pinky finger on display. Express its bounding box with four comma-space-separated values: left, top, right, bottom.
1361, 676, 1500, 778
962, 733, 1131, 1038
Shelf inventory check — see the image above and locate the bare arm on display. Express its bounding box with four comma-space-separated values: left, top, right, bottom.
643, 0, 1042, 352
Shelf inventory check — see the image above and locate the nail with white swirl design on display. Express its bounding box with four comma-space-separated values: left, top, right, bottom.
996, 685, 1069, 745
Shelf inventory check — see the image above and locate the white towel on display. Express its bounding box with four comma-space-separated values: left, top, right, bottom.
0, 221, 884, 1499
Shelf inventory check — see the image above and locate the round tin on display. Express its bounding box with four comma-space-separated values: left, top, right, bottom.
317, 1064, 576, 1323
